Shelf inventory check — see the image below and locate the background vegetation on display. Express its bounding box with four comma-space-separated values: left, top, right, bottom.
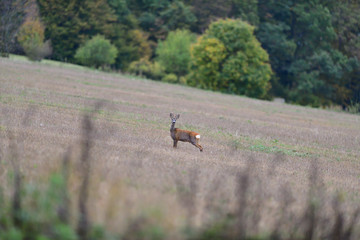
188, 19, 272, 98
1, 0, 359, 109
1, 57, 360, 239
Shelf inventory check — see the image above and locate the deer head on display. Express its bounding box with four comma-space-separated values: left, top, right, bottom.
170, 113, 180, 123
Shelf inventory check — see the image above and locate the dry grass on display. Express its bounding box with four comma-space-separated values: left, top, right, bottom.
1, 56, 360, 238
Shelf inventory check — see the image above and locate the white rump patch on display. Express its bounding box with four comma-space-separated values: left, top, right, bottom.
196, 135, 200, 139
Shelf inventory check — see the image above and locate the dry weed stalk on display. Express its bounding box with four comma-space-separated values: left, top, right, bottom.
77, 102, 104, 240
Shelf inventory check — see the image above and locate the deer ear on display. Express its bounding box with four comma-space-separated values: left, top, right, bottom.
170, 113, 173, 118
176, 114, 180, 119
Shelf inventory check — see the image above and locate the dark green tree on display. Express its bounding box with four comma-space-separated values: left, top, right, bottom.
106, 0, 152, 70
256, 0, 359, 107
37, 0, 116, 61
107, 0, 134, 25
113, 28, 151, 70
230, 0, 259, 26
159, 1, 197, 33
127, 0, 196, 40
330, 0, 360, 108
185, 0, 233, 33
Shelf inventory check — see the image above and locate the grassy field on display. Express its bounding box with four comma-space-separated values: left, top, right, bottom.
1, 56, 360, 238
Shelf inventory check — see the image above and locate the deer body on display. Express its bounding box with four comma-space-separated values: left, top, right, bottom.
170, 113, 203, 152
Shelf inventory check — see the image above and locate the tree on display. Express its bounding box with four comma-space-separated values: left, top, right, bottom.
107, 0, 134, 26
128, 0, 196, 40
74, 35, 118, 68
256, 0, 360, 107
156, 29, 196, 77
189, 37, 227, 89
189, 19, 272, 99
159, 1, 197, 32
37, 0, 116, 61
0, 0, 27, 57
17, 19, 52, 61
330, 0, 360, 108
231, 0, 259, 26
185, 0, 233, 33
113, 28, 151, 70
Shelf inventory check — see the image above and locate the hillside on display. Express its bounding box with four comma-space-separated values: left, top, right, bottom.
1, 56, 360, 237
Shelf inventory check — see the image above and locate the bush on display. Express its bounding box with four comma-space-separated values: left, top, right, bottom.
156, 29, 196, 77
189, 19, 273, 99
17, 20, 52, 61
162, 73, 178, 83
75, 35, 118, 69
128, 58, 165, 80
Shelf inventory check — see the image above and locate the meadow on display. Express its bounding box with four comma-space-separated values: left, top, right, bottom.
1, 56, 360, 239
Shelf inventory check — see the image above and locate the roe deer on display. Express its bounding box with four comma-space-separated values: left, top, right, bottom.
170, 113, 203, 152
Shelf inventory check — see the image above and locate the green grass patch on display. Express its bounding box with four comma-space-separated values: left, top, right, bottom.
249, 143, 311, 157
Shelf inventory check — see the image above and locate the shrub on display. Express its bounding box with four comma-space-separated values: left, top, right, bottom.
189, 19, 273, 99
128, 58, 151, 77
150, 61, 166, 80
179, 76, 187, 85
75, 35, 118, 69
128, 58, 165, 80
156, 29, 196, 77
17, 20, 52, 61
162, 73, 178, 83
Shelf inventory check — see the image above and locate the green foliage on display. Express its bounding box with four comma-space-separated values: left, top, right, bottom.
75, 35, 118, 68
188, 37, 227, 89
256, 0, 360, 107
0, 171, 77, 240
156, 29, 196, 77
113, 29, 151, 70
292, 2, 336, 57
1, 227, 23, 240
17, 20, 52, 61
128, 58, 165, 80
231, 0, 259, 26
185, 0, 233, 33
150, 62, 166, 80
189, 19, 272, 99
38, 0, 116, 62
107, 0, 135, 26
52, 224, 77, 240
31, 0, 360, 108
332, 1, 360, 60
162, 73, 178, 83
128, 0, 196, 40
159, 1, 197, 32
17, 20, 44, 53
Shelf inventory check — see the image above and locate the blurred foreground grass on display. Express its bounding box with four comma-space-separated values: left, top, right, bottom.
1, 107, 359, 240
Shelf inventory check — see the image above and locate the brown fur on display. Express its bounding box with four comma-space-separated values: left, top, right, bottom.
170, 113, 203, 152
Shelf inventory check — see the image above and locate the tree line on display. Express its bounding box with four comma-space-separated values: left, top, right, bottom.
1, 0, 359, 109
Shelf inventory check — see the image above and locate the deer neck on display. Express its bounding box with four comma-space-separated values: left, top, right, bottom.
170, 121, 176, 132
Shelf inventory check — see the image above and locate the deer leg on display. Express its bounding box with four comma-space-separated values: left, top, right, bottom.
173, 140, 178, 148
191, 141, 203, 152
196, 139, 203, 152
